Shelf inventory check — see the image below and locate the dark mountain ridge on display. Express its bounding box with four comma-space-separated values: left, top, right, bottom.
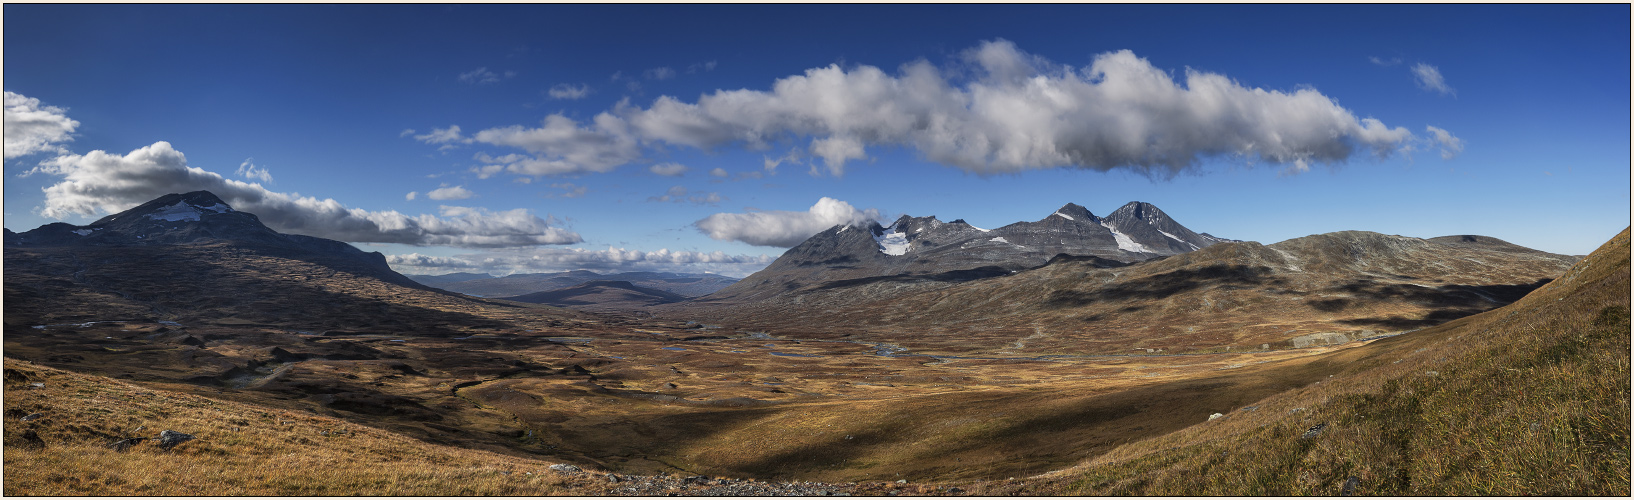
498, 280, 692, 311
414, 270, 739, 298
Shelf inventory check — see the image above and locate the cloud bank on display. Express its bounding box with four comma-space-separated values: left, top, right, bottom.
695, 197, 880, 247
27, 141, 580, 248
386, 247, 775, 278
4, 91, 80, 159
436, 40, 1451, 180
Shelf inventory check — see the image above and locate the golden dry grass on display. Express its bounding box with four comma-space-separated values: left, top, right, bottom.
971, 227, 1630, 496
2, 360, 597, 496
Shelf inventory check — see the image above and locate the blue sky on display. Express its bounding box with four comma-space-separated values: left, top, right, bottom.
5, 5, 1628, 277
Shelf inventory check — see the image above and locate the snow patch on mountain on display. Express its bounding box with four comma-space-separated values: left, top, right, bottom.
72, 228, 97, 236
874, 226, 910, 256
1052, 211, 1075, 221
145, 202, 204, 222
199, 203, 233, 213
1103, 222, 1151, 253
1157, 229, 1200, 250
990, 236, 1009, 244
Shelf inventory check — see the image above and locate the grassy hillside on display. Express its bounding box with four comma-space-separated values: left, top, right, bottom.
977, 227, 1630, 496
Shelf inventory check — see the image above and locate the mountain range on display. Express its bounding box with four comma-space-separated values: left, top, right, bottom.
703, 201, 1230, 304
408, 270, 739, 298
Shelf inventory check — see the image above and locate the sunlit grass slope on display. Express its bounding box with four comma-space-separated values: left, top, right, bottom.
1, 360, 596, 496
982, 227, 1630, 496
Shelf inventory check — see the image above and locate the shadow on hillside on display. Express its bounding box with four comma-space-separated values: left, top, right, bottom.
812, 266, 1016, 291
1046, 265, 1283, 308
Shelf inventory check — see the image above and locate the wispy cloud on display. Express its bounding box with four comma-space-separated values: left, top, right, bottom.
235, 158, 273, 183
1411, 63, 1455, 96
546, 182, 588, 198
386, 247, 775, 278
547, 83, 592, 100
648, 185, 721, 205
1368, 56, 1402, 67
427, 185, 474, 201
1425, 125, 1464, 160
4, 91, 79, 159
648, 162, 689, 176
644, 67, 676, 80
695, 197, 879, 247
459, 67, 515, 85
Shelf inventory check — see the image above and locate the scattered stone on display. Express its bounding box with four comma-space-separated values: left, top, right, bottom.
549, 464, 581, 473
1425, 371, 1439, 377
606, 474, 621, 483
107, 437, 145, 451
28, 383, 44, 389
1301, 423, 1327, 439
1208, 412, 1224, 421
896, 479, 908, 484
20, 412, 44, 421
156, 430, 195, 450
1240, 405, 1259, 412
1341, 476, 1361, 495
1290, 408, 1304, 413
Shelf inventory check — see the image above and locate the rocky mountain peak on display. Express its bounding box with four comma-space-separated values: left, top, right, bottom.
1108, 201, 1164, 223
1052, 202, 1098, 222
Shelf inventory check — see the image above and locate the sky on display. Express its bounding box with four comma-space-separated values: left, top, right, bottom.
4, 4, 1629, 278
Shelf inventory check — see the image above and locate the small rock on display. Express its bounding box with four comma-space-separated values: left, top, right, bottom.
1289, 408, 1304, 413
20, 413, 44, 421
1240, 405, 1259, 412
606, 474, 621, 483
896, 479, 908, 484
1207, 412, 1224, 421
1341, 476, 1361, 495
1425, 371, 1439, 377
549, 464, 581, 473
156, 430, 194, 450
1301, 423, 1327, 439
28, 383, 43, 389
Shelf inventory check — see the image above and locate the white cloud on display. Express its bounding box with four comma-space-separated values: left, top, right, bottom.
4, 91, 80, 159
687, 61, 719, 74
695, 197, 879, 247
406, 191, 418, 201
414, 125, 471, 151
648, 162, 689, 176
708, 167, 729, 177
427, 185, 474, 200
1369, 56, 1402, 67
1426, 125, 1464, 160
399, 129, 417, 137
548, 83, 592, 100
386, 246, 776, 278
459, 67, 512, 85
1411, 63, 1455, 96
622, 40, 1418, 176
428, 40, 1434, 179
644, 67, 676, 80
235, 158, 274, 183
648, 185, 722, 205
470, 113, 641, 176
25, 141, 580, 248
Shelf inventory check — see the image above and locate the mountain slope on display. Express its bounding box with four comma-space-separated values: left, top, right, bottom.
672, 231, 1579, 356
416, 270, 739, 298
981, 226, 1630, 495
695, 201, 1228, 306
498, 280, 691, 311
3, 191, 589, 333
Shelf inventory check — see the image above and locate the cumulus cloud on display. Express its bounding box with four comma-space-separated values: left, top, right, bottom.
424, 40, 1449, 178
470, 114, 641, 176
1425, 126, 1464, 160
622, 40, 1418, 176
235, 158, 273, 183
1411, 63, 1454, 96
406, 191, 418, 201
414, 125, 471, 151
459, 67, 514, 85
386, 246, 776, 278
548, 83, 592, 100
695, 197, 880, 247
708, 167, 729, 178
648, 162, 689, 176
26, 141, 580, 248
427, 185, 474, 200
649, 185, 721, 205
4, 91, 79, 159
644, 67, 677, 80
